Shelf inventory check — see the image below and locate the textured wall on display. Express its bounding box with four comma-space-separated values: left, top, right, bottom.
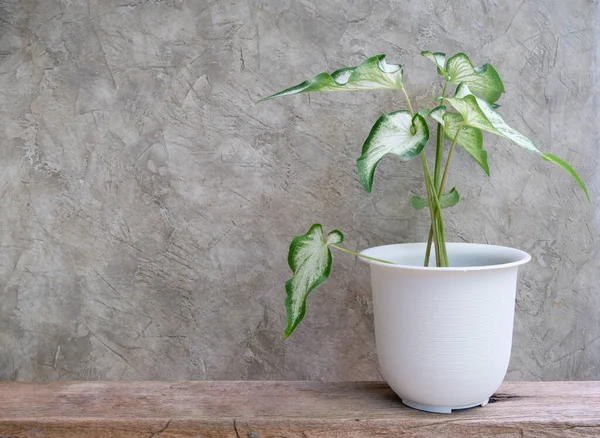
0, 0, 598, 382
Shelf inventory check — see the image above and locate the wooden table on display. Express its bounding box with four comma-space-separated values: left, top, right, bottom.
0, 381, 598, 437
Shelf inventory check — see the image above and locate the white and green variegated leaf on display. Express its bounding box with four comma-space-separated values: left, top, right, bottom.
412, 188, 460, 210
454, 83, 537, 152
428, 105, 488, 175
259, 55, 403, 101
417, 108, 431, 118
429, 105, 446, 125
357, 112, 429, 193
446, 53, 504, 103
445, 113, 489, 176
285, 224, 343, 338
421, 50, 447, 78
445, 94, 499, 134
454, 83, 590, 200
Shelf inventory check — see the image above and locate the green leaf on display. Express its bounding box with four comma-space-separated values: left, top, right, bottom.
429, 105, 446, 125
417, 108, 431, 118
454, 83, 538, 152
454, 83, 589, 200
259, 55, 403, 101
446, 53, 505, 103
357, 112, 429, 193
412, 188, 460, 210
284, 224, 343, 338
428, 105, 489, 176
421, 50, 447, 77
444, 94, 499, 134
541, 153, 590, 201
444, 113, 489, 176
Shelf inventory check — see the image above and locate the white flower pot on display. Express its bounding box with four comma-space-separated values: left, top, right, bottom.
360, 242, 531, 414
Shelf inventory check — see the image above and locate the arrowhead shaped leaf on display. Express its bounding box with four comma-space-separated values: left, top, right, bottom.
412, 188, 460, 210
445, 114, 489, 176
259, 55, 403, 101
444, 94, 499, 134
429, 105, 489, 175
454, 83, 538, 152
285, 224, 343, 338
357, 112, 429, 193
453, 83, 589, 200
446, 53, 504, 103
421, 50, 447, 78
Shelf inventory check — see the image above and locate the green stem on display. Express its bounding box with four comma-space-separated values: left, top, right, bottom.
424, 212, 449, 267
438, 123, 464, 195
434, 204, 448, 265
433, 81, 449, 189
402, 84, 447, 267
330, 244, 394, 265
420, 153, 443, 267
401, 86, 415, 117
430, 179, 448, 266
400, 85, 442, 266
425, 81, 449, 267
425, 123, 464, 266
433, 124, 444, 190
439, 81, 449, 106
424, 227, 434, 267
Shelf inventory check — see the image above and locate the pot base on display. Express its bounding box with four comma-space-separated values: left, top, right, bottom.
402, 398, 489, 414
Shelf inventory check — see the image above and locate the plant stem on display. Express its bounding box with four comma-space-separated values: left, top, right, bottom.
420, 153, 443, 267
433, 124, 444, 189
329, 244, 394, 265
426, 122, 445, 267
430, 183, 448, 266
438, 123, 464, 194
433, 204, 448, 265
424, 122, 463, 266
424, 81, 449, 267
438, 81, 449, 106
424, 226, 434, 267
401, 87, 415, 117
433, 81, 448, 189
401, 84, 447, 267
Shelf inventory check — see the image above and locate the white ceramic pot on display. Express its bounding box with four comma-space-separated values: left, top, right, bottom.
360, 242, 531, 414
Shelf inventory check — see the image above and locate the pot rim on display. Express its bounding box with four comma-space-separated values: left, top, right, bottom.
360, 242, 531, 272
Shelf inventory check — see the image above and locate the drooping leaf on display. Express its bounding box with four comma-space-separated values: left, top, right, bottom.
454, 83, 538, 152
421, 50, 447, 78
357, 112, 429, 193
541, 153, 590, 201
444, 94, 499, 134
259, 55, 403, 101
412, 188, 460, 210
453, 83, 589, 200
444, 113, 489, 176
284, 224, 343, 338
428, 105, 489, 176
446, 53, 504, 103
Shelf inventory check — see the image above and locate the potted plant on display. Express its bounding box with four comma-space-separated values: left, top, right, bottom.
259, 52, 589, 413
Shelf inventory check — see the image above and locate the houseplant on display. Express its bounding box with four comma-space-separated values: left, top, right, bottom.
259, 52, 589, 413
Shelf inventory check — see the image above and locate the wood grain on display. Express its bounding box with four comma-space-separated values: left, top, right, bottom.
0, 381, 599, 437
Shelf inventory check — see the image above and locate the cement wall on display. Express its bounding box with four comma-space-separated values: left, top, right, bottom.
0, 0, 598, 381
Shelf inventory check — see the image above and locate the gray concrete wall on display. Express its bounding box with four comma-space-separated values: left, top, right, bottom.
0, 0, 598, 381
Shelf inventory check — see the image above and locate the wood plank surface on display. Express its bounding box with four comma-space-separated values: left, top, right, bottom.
0, 381, 599, 437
